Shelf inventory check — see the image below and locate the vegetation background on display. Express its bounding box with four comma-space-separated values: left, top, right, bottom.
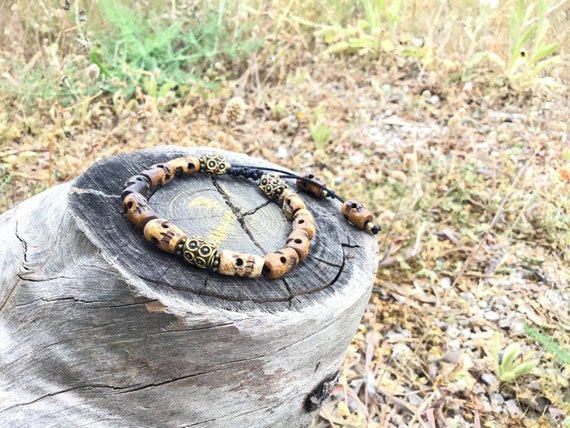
0, 0, 569, 426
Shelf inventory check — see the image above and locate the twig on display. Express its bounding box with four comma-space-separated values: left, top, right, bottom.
446, 147, 539, 293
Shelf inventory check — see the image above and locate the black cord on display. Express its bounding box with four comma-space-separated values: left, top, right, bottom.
229, 164, 344, 202
228, 164, 381, 235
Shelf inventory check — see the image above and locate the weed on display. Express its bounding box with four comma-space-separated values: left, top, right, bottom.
525, 324, 570, 365
93, 0, 261, 97
467, 0, 562, 88
492, 333, 540, 382
310, 119, 333, 151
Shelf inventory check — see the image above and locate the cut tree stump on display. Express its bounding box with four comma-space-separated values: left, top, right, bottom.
0, 147, 379, 427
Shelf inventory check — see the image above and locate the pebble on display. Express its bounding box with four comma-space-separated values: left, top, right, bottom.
485, 310, 500, 321
481, 373, 497, 385
448, 339, 461, 351
490, 393, 505, 405
505, 399, 522, 417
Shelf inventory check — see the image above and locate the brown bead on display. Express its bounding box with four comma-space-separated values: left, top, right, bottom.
280, 189, 307, 220
166, 156, 201, 177
285, 229, 310, 261
296, 173, 328, 198
122, 192, 157, 229
218, 250, 264, 278
121, 174, 150, 200
140, 163, 174, 189
263, 247, 299, 279
292, 209, 316, 240
143, 219, 187, 255
341, 200, 373, 230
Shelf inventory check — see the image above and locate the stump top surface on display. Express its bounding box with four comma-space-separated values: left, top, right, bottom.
68, 146, 378, 311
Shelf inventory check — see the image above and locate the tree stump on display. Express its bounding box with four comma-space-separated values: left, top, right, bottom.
0, 147, 378, 427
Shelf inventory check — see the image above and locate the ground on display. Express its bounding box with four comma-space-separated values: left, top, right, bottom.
1, 1, 569, 427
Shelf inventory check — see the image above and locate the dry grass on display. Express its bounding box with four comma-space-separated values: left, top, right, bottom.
1, 0, 569, 426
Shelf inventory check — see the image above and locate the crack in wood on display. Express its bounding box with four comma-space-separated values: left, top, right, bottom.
210, 176, 265, 253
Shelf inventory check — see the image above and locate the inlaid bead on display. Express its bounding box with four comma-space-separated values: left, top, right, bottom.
259, 173, 288, 201
122, 192, 158, 229
182, 236, 220, 270
341, 200, 374, 230
199, 153, 230, 175
141, 163, 174, 189
292, 208, 316, 240
285, 229, 310, 261
218, 250, 264, 278
296, 173, 328, 198
167, 156, 201, 176
143, 218, 187, 255
280, 189, 307, 220
121, 174, 151, 200
263, 247, 300, 279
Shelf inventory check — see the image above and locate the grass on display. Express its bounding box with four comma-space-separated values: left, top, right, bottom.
1, 0, 569, 426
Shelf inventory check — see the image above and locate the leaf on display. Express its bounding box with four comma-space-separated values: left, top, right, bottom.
528, 42, 558, 66
467, 51, 487, 68
502, 343, 522, 370
325, 41, 351, 54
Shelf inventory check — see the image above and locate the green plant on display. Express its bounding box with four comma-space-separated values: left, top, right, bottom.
467, 0, 562, 87
314, 0, 403, 55
525, 324, 570, 365
93, 0, 261, 97
309, 118, 333, 150
492, 333, 540, 382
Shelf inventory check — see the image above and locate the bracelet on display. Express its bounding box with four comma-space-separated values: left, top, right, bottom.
121, 153, 380, 280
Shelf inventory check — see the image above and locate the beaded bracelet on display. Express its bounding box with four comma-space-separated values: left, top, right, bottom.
121, 153, 380, 280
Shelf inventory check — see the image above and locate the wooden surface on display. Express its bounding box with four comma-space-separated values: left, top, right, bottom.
0, 146, 379, 427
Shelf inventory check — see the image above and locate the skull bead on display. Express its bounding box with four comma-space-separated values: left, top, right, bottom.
218, 250, 264, 278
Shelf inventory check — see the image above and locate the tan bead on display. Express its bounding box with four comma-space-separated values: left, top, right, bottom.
166, 156, 201, 176
263, 247, 300, 279
143, 218, 187, 255
341, 200, 374, 230
296, 173, 328, 198
141, 163, 174, 189
122, 192, 157, 229
285, 229, 310, 261
292, 208, 316, 240
280, 189, 306, 220
218, 250, 264, 278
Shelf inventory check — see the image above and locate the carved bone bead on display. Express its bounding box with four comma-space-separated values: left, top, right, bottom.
122, 192, 158, 229
182, 236, 220, 270
218, 250, 264, 278
285, 229, 310, 261
143, 219, 187, 255
166, 156, 201, 177
292, 208, 316, 240
296, 173, 328, 198
141, 163, 174, 189
341, 200, 374, 230
263, 247, 300, 279
121, 174, 151, 200
280, 189, 307, 220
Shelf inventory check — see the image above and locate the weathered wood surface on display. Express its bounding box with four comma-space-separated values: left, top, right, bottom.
0, 146, 379, 427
